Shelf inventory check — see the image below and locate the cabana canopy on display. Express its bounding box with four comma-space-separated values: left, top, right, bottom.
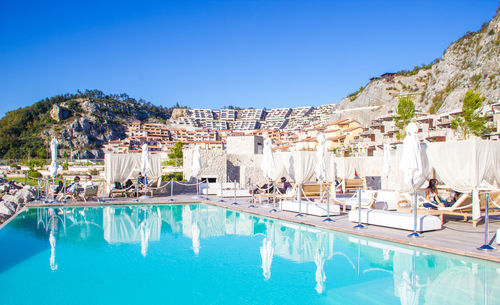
105, 153, 162, 190
427, 138, 500, 219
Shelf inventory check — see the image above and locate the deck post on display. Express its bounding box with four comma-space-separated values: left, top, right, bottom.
249, 182, 255, 208
270, 182, 277, 213
408, 189, 420, 238
218, 180, 224, 202
231, 180, 238, 205
323, 185, 334, 222
354, 187, 365, 229
169, 178, 174, 202
296, 183, 304, 217
478, 193, 495, 251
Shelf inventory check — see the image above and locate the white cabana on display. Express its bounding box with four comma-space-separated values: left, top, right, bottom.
280, 151, 317, 185
426, 138, 500, 220
334, 156, 384, 180
104, 153, 162, 192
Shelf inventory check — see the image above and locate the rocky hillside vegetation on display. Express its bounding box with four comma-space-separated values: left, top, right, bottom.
335, 7, 500, 124
0, 90, 173, 159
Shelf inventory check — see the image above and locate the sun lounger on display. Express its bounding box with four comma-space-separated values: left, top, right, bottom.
333, 190, 377, 212
438, 191, 500, 227
343, 178, 366, 193
109, 183, 135, 198
81, 185, 99, 203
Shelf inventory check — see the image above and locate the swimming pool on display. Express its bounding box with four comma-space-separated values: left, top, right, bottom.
0, 204, 498, 305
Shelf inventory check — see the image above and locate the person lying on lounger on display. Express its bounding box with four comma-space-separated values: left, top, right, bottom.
251, 179, 275, 194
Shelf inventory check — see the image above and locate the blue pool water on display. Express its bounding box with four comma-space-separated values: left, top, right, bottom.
0, 204, 499, 305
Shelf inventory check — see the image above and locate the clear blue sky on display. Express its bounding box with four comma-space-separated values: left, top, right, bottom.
0, 0, 497, 117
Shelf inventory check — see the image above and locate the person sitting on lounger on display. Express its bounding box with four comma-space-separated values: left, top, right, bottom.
66, 176, 81, 193
423, 178, 451, 208
83, 174, 94, 187
137, 172, 147, 188
252, 179, 274, 194
278, 177, 292, 194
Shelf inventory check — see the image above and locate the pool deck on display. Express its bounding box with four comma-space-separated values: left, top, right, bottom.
23, 194, 500, 263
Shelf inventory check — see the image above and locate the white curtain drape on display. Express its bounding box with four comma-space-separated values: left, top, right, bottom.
426, 138, 500, 220
278, 151, 317, 184
105, 153, 162, 191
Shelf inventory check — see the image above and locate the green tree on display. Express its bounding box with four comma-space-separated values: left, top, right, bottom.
451, 90, 488, 139
393, 96, 415, 139
36, 146, 47, 159
167, 141, 183, 166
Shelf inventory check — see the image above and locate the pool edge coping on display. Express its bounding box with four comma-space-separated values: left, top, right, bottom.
8, 200, 500, 264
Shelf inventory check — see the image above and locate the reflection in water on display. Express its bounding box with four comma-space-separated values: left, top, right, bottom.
31, 204, 500, 304
260, 237, 273, 281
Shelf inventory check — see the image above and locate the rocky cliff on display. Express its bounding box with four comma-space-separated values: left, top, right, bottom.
335, 8, 500, 125
0, 90, 173, 159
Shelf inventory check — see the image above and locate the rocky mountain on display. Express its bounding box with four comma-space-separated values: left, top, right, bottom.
0, 90, 173, 159
334, 7, 500, 125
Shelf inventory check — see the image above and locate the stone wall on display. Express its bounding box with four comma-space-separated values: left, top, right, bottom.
183, 149, 227, 183
183, 148, 267, 189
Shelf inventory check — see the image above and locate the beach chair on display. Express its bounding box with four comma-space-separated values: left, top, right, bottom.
81, 185, 99, 203
343, 178, 366, 193
397, 191, 431, 211
438, 191, 500, 227
109, 182, 135, 198
334, 190, 377, 212
148, 177, 169, 197
57, 187, 83, 202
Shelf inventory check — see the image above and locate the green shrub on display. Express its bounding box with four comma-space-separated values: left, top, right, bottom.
28, 169, 42, 178
162, 173, 183, 182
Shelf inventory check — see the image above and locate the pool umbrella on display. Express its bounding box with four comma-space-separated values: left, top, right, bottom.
49, 138, 59, 179
49, 231, 58, 271
400, 123, 426, 237
314, 248, 326, 294
141, 143, 152, 179
192, 222, 200, 255
191, 145, 202, 197
260, 237, 274, 280
400, 123, 424, 190
260, 138, 276, 180
315, 133, 327, 182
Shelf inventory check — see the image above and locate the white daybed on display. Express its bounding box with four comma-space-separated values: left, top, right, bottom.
348, 209, 442, 232
281, 200, 341, 216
